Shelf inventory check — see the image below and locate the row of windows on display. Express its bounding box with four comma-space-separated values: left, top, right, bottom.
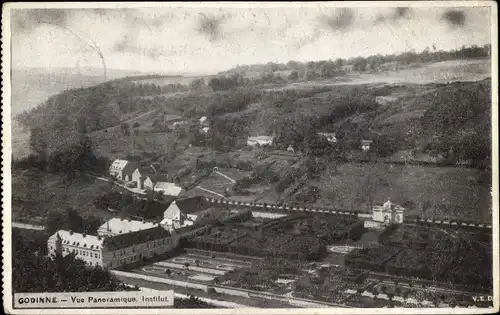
65, 247, 100, 258
112, 238, 170, 257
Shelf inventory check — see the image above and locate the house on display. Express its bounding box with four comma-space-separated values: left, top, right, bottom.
154, 182, 183, 197
287, 145, 295, 153
372, 199, 404, 224
317, 132, 337, 143
161, 196, 212, 230
97, 218, 159, 237
201, 126, 210, 134
361, 140, 373, 151
132, 167, 155, 189
144, 175, 183, 197
48, 226, 178, 269
109, 159, 138, 181
199, 116, 208, 125
172, 121, 186, 128
247, 136, 274, 147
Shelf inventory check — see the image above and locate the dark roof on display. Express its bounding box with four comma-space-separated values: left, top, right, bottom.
123, 199, 175, 220
136, 167, 155, 177
148, 174, 169, 183
103, 226, 170, 251
176, 196, 210, 214
122, 162, 138, 175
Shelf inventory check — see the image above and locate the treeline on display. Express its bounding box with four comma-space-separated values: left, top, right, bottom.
13, 134, 110, 178
45, 208, 102, 236
216, 44, 491, 89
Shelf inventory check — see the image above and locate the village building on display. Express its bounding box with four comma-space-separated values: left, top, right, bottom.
199, 116, 209, 125
364, 199, 405, 228
372, 199, 404, 224
48, 226, 178, 269
160, 196, 218, 231
144, 175, 183, 197
361, 140, 373, 151
109, 159, 138, 181
317, 132, 337, 143
131, 167, 155, 189
97, 218, 159, 237
247, 136, 274, 147
287, 145, 295, 153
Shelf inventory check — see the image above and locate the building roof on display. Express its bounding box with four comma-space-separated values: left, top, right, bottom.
55, 230, 104, 250
155, 182, 182, 196
134, 167, 155, 177
175, 196, 210, 214
199, 116, 208, 123
110, 160, 137, 174
103, 226, 170, 251
248, 136, 274, 141
97, 218, 158, 235
147, 174, 170, 183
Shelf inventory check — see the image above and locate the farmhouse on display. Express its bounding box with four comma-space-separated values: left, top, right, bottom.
109, 160, 138, 181
161, 196, 213, 230
48, 227, 178, 269
317, 132, 337, 143
361, 140, 373, 151
363, 199, 405, 229
199, 116, 208, 125
247, 136, 274, 147
132, 167, 155, 189
97, 217, 159, 237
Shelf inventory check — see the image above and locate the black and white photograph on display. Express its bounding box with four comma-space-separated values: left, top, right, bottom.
2, 2, 498, 313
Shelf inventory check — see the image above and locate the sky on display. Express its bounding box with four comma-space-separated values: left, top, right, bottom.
9, 4, 493, 75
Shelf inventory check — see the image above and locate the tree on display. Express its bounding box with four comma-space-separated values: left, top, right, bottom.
66, 208, 84, 233
189, 78, 206, 92
120, 123, 130, 136
184, 262, 190, 270
132, 122, 140, 128
165, 269, 172, 277
288, 70, 299, 81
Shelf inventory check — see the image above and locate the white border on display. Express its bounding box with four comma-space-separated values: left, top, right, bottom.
2, 1, 499, 314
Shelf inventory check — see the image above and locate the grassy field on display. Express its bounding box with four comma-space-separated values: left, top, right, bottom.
312, 163, 491, 221
12, 170, 115, 223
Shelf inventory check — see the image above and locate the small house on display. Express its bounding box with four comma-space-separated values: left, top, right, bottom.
199, 116, 208, 126
161, 196, 211, 230
109, 159, 138, 181
247, 136, 274, 147
287, 145, 295, 153
317, 132, 337, 143
132, 167, 155, 189
361, 140, 373, 151
372, 199, 404, 224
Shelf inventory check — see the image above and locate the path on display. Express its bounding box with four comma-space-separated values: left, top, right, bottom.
213, 170, 236, 184
196, 186, 225, 198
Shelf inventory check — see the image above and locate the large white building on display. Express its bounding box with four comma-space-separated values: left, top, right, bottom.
48, 226, 178, 269
97, 218, 159, 237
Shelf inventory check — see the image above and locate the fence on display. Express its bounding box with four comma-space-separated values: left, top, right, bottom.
203, 197, 491, 230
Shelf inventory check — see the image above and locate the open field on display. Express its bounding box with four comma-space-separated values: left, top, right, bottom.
312, 163, 491, 222
12, 170, 115, 223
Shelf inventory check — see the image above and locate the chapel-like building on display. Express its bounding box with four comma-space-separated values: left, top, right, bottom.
372, 199, 404, 224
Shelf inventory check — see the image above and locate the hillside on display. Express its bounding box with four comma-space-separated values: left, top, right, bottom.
12, 56, 492, 222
